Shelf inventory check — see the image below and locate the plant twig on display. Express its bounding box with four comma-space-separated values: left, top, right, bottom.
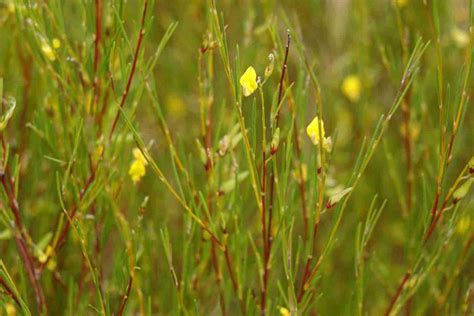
0, 136, 46, 314
109, 0, 149, 139
117, 275, 133, 316
384, 271, 411, 316
261, 31, 291, 315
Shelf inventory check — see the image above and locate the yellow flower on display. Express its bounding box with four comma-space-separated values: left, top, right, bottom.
41, 38, 61, 61
52, 38, 61, 49
451, 27, 470, 48
5, 303, 16, 316
7, 2, 15, 14
166, 93, 186, 119
456, 216, 471, 235
306, 116, 331, 151
129, 148, 148, 184
41, 42, 56, 61
395, 0, 408, 8
240, 66, 258, 97
341, 75, 362, 102
133, 147, 147, 164
47, 258, 57, 271
279, 307, 291, 316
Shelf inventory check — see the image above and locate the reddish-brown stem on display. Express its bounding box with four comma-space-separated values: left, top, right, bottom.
425, 192, 454, 241
261, 149, 267, 256
0, 151, 46, 313
293, 127, 309, 238
117, 276, 133, 316
0, 276, 22, 308
92, 0, 102, 117
384, 271, 411, 316
210, 241, 226, 315
296, 256, 313, 303
261, 32, 291, 315
109, 0, 149, 140
297, 222, 320, 303
224, 247, 238, 292
38, 165, 97, 275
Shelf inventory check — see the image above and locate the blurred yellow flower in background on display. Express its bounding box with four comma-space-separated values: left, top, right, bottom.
166, 93, 186, 119
5, 303, 16, 316
451, 27, 470, 48
240, 66, 258, 97
306, 116, 331, 151
41, 38, 61, 61
129, 148, 148, 184
41, 42, 56, 61
456, 216, 471, 235
341, 74, 362, 102
279, 307, 291, 316
52, 38, 61, 49
7, 2, 15, 13
395, 0, 408, 8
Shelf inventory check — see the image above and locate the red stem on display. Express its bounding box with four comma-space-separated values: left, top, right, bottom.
109, 0, 149, 139
117, 276, 133, 316
384, 271, 411, 316
261, 31, 291, 315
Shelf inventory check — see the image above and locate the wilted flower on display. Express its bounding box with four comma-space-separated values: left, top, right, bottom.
240, 66, 258, 97
341, 74, 362, 102
265, 53, 275, 79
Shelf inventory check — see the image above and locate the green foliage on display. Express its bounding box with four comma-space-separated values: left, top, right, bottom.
0, 0, 472, 315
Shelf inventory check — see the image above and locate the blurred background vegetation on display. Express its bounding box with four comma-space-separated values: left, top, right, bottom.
0, 0, 472, 315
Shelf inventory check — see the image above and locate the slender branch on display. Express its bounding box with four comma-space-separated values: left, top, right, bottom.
401, 91, 413, 214
117, 275, 133, 316
38, 164, 97, 274
92, 0, 103, 118
0, 137, 46, 313
384, 271, 411, 316
261, 31, 291, 315
0, 274, 22, 309
109, 0, 149, 139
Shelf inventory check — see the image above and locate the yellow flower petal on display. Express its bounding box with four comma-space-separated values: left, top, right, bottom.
395, 0, 408, 8
306, 116, 331, 151
5, 303, 16, 316
166, 93, 186, 119
52, 38, 61, 49
240, 66, 258, 97
129, 160, 146, 183
41, 42, 56, 61
47, 258, 57, 271
307, 116, 325, 141
456, 216, 471, 235
7, 3, 15, 14
451, 27, 470, 48
341, 75, 362, 102
133, 148, 148, 165
279, 307, 291, 316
